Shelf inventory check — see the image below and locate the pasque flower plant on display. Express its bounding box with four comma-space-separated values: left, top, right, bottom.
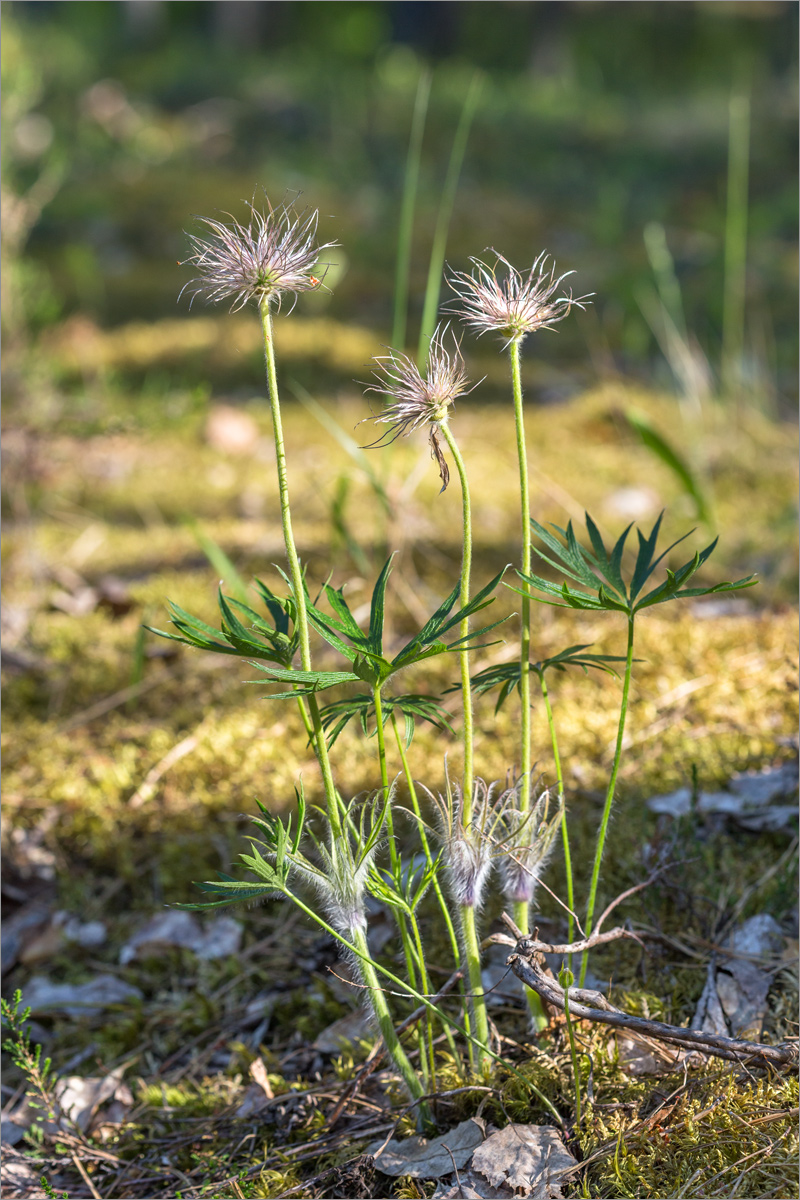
151, 194, 755, 1117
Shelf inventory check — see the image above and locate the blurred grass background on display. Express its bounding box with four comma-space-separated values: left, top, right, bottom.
1, 12, 798, 1191
1, 0, 797, 943
2, 0, 797, 410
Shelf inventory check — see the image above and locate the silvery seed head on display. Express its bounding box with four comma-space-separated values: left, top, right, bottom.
497, 783, 563, 906
447, 250, 590, 349
361, 324, 476, 491
424, 771, 508, 910
181, 197, 337, 313
282, 797, 386, 939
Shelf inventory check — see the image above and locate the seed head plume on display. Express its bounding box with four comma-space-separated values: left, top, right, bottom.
447, 250, 590, 348
423, 767, 511, 911
495, 780, 563, 907
181, 195, 337, 313
360, 324, 477, 492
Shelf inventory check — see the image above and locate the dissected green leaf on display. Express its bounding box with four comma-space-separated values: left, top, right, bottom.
450, 644, 627, 712
318, 691, 454, 749
250, 664, 360, 698
514, 512, 756, 616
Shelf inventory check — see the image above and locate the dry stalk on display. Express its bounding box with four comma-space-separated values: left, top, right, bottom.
500, 913, 798, 1069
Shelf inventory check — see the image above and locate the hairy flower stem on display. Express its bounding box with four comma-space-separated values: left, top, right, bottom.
438, 421, 474, 807
509, 340, 547, 1032
351, 926, 430, 1119
283, 889, 562, 1124
259, 302, 341, 837
459, 903, 490, 1070
580, 616, 636, 986
391, 714, 466, 1065
373, 684, 430, 1075
437, 421, 491, 1069
539, 673, 575, 956
561, 970, 582, 1128
391, 714, 461, 972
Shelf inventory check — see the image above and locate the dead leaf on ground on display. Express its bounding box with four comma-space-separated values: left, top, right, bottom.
18, 910, 107, 965
6, 1066, 133, 1139
235, 1056, 276, 1117
693, 913, 785, 1042
119, 910, 242, 963
433, 1125, 577, 1199
471, 1125, 577, 1197
370, 1117, 486, 1178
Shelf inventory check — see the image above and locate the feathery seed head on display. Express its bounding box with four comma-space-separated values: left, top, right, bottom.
447, 250, 589, 348
497, 783, 563, 906
361, 324, 476, 492
281, 796, 386, 938
424, 769, 510, 910
181, 197, 337, 313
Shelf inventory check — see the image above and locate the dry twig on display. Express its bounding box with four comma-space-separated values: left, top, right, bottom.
501, 913, 798, 1069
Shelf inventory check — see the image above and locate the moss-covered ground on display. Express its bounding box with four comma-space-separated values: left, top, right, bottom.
2, 321, 798, 1198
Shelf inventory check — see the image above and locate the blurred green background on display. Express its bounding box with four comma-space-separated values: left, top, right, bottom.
2, 0, 797, 416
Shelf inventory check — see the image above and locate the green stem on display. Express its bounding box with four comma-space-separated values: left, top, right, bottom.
391, 713, 461, 972
438, 420, 474, 812
373, 685, 425, 1040
259, 301, 341, 838
580, 614, 636, 986
561, 970, 582, 1128
437, 422, 490, 1068
460, 902, 491, 1071
282, 888, 563, 1125
540, 672, 574, 953
509, 340, 547, 1032
391, 713, 466, 1065
352, 926, 428, 1116
509, 339, 532, 821
408, 908, 436, 1089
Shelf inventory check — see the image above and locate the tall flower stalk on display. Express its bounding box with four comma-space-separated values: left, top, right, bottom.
178, 199, 432, 1093
362, 326, 491, 1065
448, 251, 587, 1027
183, 198, 342, 828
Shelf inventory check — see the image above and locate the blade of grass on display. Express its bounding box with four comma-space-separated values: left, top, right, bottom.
288, 378, 391, 516
393, 67, 432, 352
186, 520, 250, 605
417, 72, 483, 367
722, 87, 751, 399
625, 408, 714, 531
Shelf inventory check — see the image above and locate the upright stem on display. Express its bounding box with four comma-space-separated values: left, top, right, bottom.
459, 901, 491, 1070
438, 421, 474, 809
352, 925, 429, 1118
437, 420, 490, 1069
259, 301, 341, 837
509, 339, 532, 826
373, 686, 424, 1036
391, 714, 461, 973
509, 340, 547, 1032
540, 672, 574, 952
391, 713, 466, 1065
580, 615, 636, 986
372, 686, 401, 873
